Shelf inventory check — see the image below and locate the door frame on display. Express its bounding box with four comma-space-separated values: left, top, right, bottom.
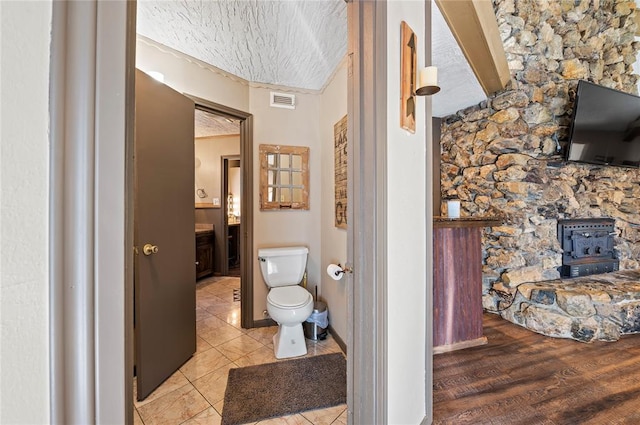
189, 97, 254, 328
221, 155, 242, 276
49, 1, 135, 423
346, 1, 388, 423
48, 1, 399, 424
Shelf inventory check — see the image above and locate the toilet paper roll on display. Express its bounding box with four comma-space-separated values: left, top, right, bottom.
326, 264, 344, 281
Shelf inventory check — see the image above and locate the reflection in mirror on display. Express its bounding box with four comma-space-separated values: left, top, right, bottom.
292, 171, 302, 186
292, 188, 303, 203
268, 187, 277, 203
281, 171, 290, 185
291, 155, 302, 169
267, 153, 277, 167
259, 144, 309, 210
268, 170, 277, 186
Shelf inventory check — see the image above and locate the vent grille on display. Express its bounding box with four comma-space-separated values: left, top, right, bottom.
270, 92, 296, 109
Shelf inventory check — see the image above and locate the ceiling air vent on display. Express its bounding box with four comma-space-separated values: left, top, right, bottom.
270, 92, 296, 109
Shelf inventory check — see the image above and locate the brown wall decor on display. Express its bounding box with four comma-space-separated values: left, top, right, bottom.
400, 21, 417, 133
334, 115, 348, 229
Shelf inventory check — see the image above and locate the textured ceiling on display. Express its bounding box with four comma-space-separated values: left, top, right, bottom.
137, 0, 486, 118
137, 0, 347, 91
431, 5, 487, 117
194, 109, 239, 138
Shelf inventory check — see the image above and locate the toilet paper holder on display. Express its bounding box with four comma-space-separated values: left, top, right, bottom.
328, 263, 353, 277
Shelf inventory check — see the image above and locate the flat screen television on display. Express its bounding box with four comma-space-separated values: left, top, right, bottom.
566, 80, 640, 168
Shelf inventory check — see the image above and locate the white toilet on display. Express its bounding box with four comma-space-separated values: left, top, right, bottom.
258, 246, 314, 359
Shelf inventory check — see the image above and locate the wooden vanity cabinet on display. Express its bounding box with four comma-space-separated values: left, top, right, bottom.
196, 230, 214, 279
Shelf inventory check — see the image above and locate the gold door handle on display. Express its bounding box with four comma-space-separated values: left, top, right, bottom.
143, 244, 159, 256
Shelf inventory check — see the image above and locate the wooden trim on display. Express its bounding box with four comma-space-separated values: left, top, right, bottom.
195, 203, 218, 209
185, 96, 255, 330
433, 216, 503, 228
240, 116, 254, 329
195, 134, 241, 140
432, 117, 442, 216
433, 336, 488, 354
347, 1, 387, 423
424, 3, 434, 423
328, 324, 347, 354
220, 154, 241, 276
435, 0, 510, 95
252, 318, 277, 328
124, 5, 137, 424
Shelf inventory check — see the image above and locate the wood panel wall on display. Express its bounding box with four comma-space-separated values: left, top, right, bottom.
433, 226, 484, 347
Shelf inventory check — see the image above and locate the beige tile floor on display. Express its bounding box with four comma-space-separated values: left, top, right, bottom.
134, 276, 347, 425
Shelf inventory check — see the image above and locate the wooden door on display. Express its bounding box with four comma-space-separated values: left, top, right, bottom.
134, 70, 196, 400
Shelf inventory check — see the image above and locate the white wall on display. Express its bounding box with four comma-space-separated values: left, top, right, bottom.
250, 87, 323, 319
319, 63, 348, 342
0, 1, 52, 423
386, 2, 428, 423
228, 166, 241, 216
136, 38, 250, 113
194, 135, 240, 205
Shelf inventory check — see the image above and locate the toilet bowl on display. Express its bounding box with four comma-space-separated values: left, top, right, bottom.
258, 246, 314, 359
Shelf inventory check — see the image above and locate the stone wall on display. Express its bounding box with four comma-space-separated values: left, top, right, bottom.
439, 0, 640, 300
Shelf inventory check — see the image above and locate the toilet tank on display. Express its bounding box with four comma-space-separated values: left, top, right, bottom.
258, 246, 308, 288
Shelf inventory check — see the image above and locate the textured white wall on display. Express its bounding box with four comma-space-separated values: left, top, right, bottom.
250, 87, 323, 319
386, 2, 428, 423
319, 62, 348, 342
0, 1, 52, 423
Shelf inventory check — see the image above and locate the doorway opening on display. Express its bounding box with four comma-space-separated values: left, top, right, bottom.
49, 2, 399, 424
189, 96, 255, 329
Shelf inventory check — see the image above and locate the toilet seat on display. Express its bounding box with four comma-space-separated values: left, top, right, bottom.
268, 286, 312, 309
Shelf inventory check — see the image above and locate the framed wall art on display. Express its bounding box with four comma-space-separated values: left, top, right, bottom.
400, 21, 417, 133
334, 115, 347, 229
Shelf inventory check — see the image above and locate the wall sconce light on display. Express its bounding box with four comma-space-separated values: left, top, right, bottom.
416, 66, 440, 96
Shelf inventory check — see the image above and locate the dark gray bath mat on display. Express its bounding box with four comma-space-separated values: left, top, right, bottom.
221, 352, 346, 425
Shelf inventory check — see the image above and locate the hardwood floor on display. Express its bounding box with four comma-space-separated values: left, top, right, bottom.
433, 313, 640, 424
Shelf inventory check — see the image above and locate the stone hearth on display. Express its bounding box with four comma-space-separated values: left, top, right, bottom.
485, 270, 640, 342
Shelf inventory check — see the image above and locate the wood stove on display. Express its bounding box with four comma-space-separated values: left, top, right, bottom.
557, 218, 619, 278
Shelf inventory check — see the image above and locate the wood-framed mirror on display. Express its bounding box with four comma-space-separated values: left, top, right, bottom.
259, 144, 309, 210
